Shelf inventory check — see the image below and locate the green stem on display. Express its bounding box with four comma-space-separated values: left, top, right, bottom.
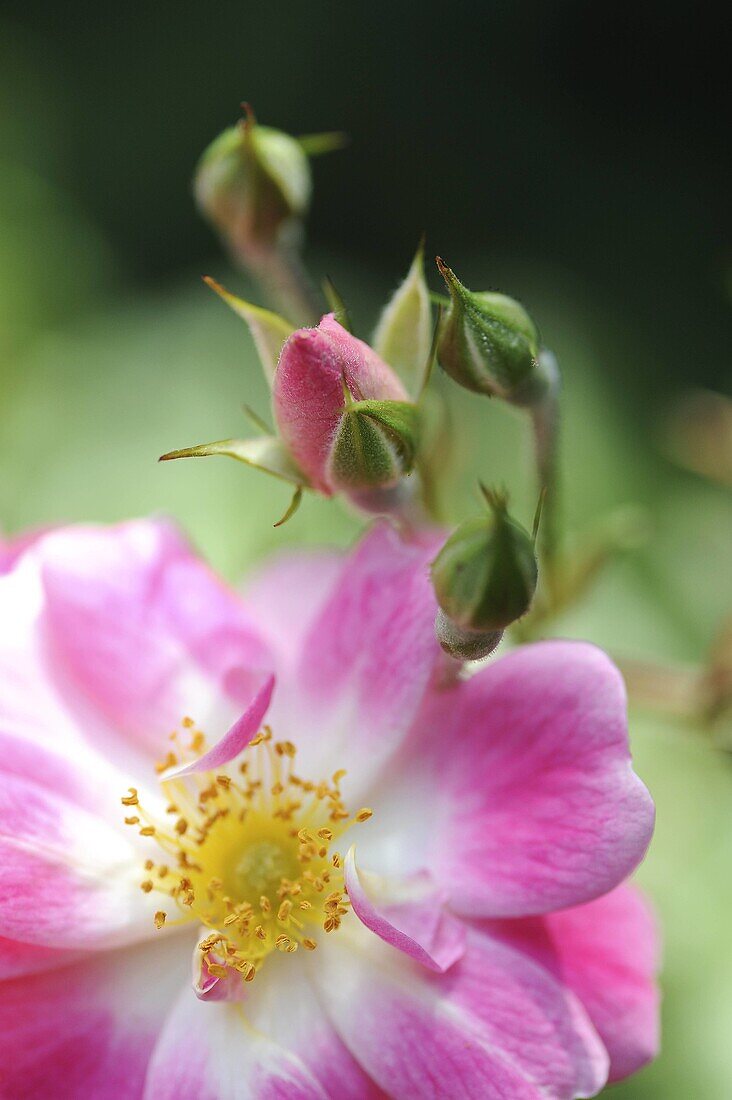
529, 350, 561, 593
232, 236, 321, 327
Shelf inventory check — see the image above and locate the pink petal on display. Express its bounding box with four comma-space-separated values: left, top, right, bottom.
344, 848, 465, 973
313, 920, 609, 1098
0, 936, 82, 981
161, 674, 274, 779
242, 549, 343, 671
0, 771, 155, 949
276, 522, 442, 799
0, 526, 51, 574
152, 958, 380, 1097
37, 519, 272, 758
544, 885, 660, 1082
0, 556, 129, 808
0, 934, 185, 1100
421, 640, 655, 917
273, 313, 408, 493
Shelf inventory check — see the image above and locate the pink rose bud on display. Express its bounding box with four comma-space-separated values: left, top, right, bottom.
273, 313, 419, 495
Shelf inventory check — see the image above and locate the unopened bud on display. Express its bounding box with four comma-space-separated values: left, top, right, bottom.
436, 259, 548, 406
431, 491, 538, 659
194, 107, 311, 259
274, 313, 415, 496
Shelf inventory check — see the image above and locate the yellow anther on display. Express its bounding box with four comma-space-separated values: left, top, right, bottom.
259, 896, 271, 914
174, 818, 188, 835
121, 788, 139, 806
155, 751, 178, 773
144, 859, 154, 870
154, 911, 166, 929
317, 828, 333, 841
216, 775, 231, 789
332, 853, 342, 868
302, 938, 317, 951
140, 880, 153, 893
182, 717, 195, 729
255, 925, 267, 940
277, 900, 292, 921
124, 816, 140, 825
207, 963, 228, 978
140, 826, 155, 837
299, 900, 313, 911
355, 807, 373, 822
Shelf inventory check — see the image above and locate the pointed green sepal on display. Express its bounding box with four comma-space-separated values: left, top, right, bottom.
159, 436, 307, 487
297, 131, 350, 156
273, 485, 303, 527
373, 240, 432, 396
204, 276, 293, 386
436, 259, 547, 406
431, 491, 538, 633
322, 277, 353, 333
327, 399, 420, 491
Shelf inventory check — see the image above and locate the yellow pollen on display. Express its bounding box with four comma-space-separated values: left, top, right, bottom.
123, 717, 373, 989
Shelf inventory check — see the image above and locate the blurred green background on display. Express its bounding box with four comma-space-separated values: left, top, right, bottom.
1, 1, 730, 1095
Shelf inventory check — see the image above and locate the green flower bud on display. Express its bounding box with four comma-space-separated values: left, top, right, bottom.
431, 492, 538, 635
436, 259, 548, 406
194, 106, 311, 258
328, 398, 420, 492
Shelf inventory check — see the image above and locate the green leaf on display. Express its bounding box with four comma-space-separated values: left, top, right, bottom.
373, 240, 432, 397
159, 435, 307, 486
203, 276, 293, 386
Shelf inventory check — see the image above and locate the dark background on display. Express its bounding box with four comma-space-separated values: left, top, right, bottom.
3, 0, 730, 397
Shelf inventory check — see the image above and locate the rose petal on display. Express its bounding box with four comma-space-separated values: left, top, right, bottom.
242, 549, 343, 671
145, 983, 328, 1099
0, 771, 156, 949
312, 920, 608, 1098
0, 934, 186, 1099
419, 640, 655, 917
544, 885, 660, 1082
344, 848, 465, 973
161, 675, 274, 779
38, 519, 272, 758
275, 522, 441, 799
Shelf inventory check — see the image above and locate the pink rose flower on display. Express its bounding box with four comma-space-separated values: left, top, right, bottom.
0, 519, 658, 1098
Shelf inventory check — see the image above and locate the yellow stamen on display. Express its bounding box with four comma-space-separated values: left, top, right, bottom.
125, 716, 372, 986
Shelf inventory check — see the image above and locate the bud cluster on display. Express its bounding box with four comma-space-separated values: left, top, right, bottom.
166, 108, 563, 658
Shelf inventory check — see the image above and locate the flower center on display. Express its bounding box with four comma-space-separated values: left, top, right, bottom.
121, 719, 372, 988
